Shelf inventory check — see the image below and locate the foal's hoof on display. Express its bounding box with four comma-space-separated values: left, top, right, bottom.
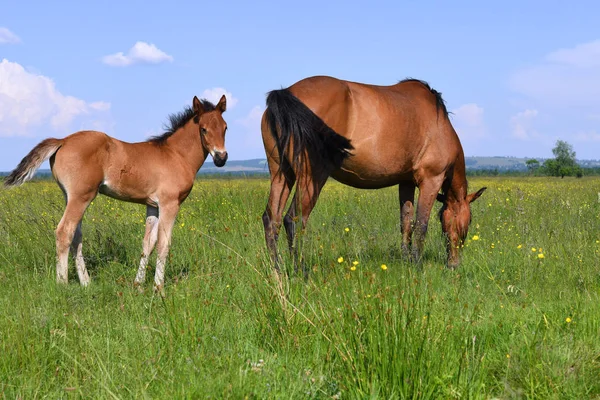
153, 284, 165, 297
133, 281, 145, 294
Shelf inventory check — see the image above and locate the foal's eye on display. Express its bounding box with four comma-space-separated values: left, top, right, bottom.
200, 128, 207, 135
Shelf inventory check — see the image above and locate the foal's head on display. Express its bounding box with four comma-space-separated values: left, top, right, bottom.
438, 187, 486, 269
193, 95, 228, 167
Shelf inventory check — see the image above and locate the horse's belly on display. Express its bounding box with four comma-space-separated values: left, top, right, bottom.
331, 164, 414, 189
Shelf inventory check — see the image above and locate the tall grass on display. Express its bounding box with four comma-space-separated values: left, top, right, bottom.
0, 177, 598, 398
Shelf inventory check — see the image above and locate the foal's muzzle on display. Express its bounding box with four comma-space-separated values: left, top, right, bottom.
213, 151, 228, 167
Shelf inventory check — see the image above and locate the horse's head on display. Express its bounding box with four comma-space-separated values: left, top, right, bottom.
193, 95, 228, 167
437, 187, 486, 269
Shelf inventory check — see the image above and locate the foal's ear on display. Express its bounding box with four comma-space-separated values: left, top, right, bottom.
216, 94, 227, 113
467, 187, 487, 203
193, 96, 205, 115
436, 193, 446, 203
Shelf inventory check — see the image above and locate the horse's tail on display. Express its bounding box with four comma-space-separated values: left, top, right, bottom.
264, 88, 353, 178
4, 138, 64, 187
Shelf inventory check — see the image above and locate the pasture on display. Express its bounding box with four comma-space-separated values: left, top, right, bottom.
0, 177, 599, 398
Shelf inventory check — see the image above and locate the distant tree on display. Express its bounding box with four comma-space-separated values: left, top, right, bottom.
541, 159, 559, 176
525, 159, 540, 172
543, 140, 578, 178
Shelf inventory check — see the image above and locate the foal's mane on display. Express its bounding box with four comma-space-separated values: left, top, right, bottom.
400, 78, 449, 118
148, 99, 216, 144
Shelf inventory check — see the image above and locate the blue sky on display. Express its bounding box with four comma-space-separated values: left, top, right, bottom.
1, 1, 600, 171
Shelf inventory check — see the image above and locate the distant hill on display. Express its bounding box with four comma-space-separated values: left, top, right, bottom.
3, 157, 600, 177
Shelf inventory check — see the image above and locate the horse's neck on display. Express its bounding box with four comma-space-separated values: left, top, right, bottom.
448, 155, 468, 201
166, 123, 208, 171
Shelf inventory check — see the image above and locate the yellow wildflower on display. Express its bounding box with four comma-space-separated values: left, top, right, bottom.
566, 317, 572, 323
344, 227, 350, 232
538, 253, 544, 259
337, 257, 344, 263
381, 264, 388, 270
531, 247, 536, 252
472, 235, 480, 241
517, 244, 522, 249
350, 266, 356, 271
352, 260, 359, 266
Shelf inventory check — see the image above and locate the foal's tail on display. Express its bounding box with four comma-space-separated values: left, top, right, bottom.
264, 88, 353, 178
4, 138, 64, 187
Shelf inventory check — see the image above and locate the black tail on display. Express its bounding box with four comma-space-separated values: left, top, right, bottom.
265, 88, 353, 179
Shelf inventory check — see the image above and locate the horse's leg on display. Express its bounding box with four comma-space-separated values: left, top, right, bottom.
283, 192, 300, 273
55, 193, 95, 284
263, 163, 295, 273
399, 183, 416, 259
292, 174, 327, 278
153, 201, 180, 292
412, 178, 444, 264
71, 220, 90, 286
134, 205, 159, 287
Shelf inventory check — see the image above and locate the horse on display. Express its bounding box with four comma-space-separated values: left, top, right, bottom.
4, 95, 229, 291
261, 76, 486, 274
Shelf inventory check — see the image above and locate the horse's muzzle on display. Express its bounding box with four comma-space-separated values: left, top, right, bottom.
213, 151, 228, 167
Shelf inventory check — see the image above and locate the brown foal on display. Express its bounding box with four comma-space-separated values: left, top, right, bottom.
4, 95, 228, 290
261, 76, 486, 274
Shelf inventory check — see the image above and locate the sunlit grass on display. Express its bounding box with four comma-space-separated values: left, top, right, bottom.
0, 176, 599, 398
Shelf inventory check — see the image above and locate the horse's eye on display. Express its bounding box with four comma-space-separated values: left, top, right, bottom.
200, 128, 207, 135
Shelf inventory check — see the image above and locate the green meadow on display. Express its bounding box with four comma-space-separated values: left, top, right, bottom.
0, 177, 599, 399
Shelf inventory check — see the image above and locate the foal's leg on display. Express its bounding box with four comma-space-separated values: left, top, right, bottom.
412, 178, 444, 264
263, 162, 294, 272
153, 202, 180, 292
55, 193, 95, 284
134, 205, 159, 286
399, 183, 416, 259
71, 220, 90, 286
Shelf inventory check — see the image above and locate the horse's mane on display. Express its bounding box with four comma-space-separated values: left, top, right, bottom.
148, 99, 216, 144
399, 78, 449, 118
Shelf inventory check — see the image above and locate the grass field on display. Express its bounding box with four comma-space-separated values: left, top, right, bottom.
0, 177, 599, 399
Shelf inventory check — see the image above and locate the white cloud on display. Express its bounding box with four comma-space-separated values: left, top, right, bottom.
200, 88, 238, 109
0, 27, 20, 44
510, 109, 538, 140
546, 39, 600, 68
451, 103, 485, 139
231, 105, 266, 157
510, 39, 600, 108
237, 105, 264, 127
574, 131, 600, 142
89, 101, 111, 111
0, 59, 111, 137
102, 41, 173, 67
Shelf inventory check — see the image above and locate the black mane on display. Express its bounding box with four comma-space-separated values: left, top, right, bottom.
400, 78, 449, 118
148, 99, 216, 144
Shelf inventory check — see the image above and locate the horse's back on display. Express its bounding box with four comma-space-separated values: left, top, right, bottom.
285, 76, 461, 187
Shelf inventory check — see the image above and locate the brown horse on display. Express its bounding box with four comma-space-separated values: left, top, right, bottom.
261, 76, 486, 273
4, 95, 228, 290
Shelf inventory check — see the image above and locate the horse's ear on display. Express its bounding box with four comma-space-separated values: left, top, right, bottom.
467, 187, 487, 203
436, 193, 446, 203
193, 96, 205, 115
216, 95, 227, 113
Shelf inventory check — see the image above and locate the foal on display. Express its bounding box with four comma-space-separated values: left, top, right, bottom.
4, 95, 228, 290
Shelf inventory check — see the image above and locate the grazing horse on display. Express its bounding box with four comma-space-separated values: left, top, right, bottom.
261, 76, 486, 273
4, 95, 228, 290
